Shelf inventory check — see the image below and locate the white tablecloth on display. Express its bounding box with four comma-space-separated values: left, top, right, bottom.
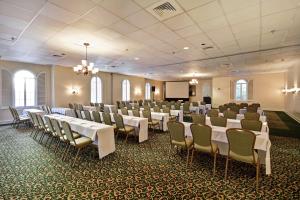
51, 107, 76, 117
104, 104, 117, 113
23, 109, 45, 116
206, 117, 268, 132
239, 108, 264, 115
183, 122, 271, 175
119, 109, 170, 131
140, 108, 183, 122
83, 106, 97, 111
219, 113, 267, 122
45, 114, 115, 159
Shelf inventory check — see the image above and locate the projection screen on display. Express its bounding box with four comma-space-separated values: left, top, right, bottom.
165, 82, 189, 98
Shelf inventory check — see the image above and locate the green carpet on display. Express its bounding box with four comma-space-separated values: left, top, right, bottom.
265, 111, 300, 139
0, 125, 299, 199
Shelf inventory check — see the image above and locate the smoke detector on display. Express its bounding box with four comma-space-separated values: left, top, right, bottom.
146, 0, 183, 21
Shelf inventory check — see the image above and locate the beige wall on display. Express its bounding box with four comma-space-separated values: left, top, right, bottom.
190, 79, 212, 102
0, 60, 52, 123
284, 65, 300, 121
212, 72, 285, 110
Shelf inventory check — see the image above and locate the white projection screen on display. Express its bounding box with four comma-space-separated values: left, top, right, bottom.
165, 82, 189, 98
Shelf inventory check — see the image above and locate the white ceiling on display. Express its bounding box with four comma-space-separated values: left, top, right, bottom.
1, 0, 300, 80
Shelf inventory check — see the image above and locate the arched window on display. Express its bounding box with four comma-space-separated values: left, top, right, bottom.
14, 70, 35, 107
122, 80, 130, 101
235, 79, 248, 100
91, 77, 102, 103
145, 82, 151, 100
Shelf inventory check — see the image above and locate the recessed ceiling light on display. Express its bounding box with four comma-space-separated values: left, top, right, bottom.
183, 46, 189, 50
201, 43, 206, 46
134, 57, 140, 60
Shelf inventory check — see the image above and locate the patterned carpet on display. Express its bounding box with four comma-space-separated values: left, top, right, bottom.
0, 123, 300, 199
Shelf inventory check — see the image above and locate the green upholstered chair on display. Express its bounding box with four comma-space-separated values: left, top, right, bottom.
224, 110, 237, 119
225, 128, 260, 190
132, 109, 140, 117
30, 113, 43, 139
143, 105, 150, 111
126, 103, 133, 110
183, 102, 191, 115
78, 104, 84, 111
247, 106, 258, 113
162, 107, 176, 121
219, 105, 227, 113
142, 110, 160, 134
207, 109, 219, 117
167, 121, 193, 167
44, 116, 58, 148
230, 106, 240, 114
83, 110, 92, 121
174, 103, 181, 110
240, 103, 248, 108
69, 103, 74, 109
210, 117, 227, 127
76, 110, 83, 119
150, 102, 155, 108
190, 124, 219, 175
92, 111, 101, 123
153, 106, 161, 112
113, 113, 135, 143
192, 102, 199, 107
244, 112, 260, 121
36, 114, 50, 144
61, 121, 92, 166
121, 108, 129, 115
90, 102, 95, 106
241, 119, 262, 132
191, 114, 206, 125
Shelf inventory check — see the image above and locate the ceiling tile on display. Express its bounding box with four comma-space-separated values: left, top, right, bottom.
100, 0, 141, 18
83, 6, 120, 27
231, 19, 260, 39
198, 16, 228, 32
207, 27, 236, 45
262, 9, 296, 33
93, 28, 122, 40
49, 0, 96, 15
261, 0, 300, 16
163, 13, 194, 30
125, 9, 158, 28
0, 15, 28, 31
0, 1, 35, 22
176, 0, 214, 11
109, 20, 139, 35
144, 22, 180, 42
220, 0, 259, 13
133, 0, 160, 8
3, 0, 47, 13
175, 25, 202, 37
41, 2, 80, 24
188, 1, 224, 23
226, 5, 260, 25
71, 18, 103, 32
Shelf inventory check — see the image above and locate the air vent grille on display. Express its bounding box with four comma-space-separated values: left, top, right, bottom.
146, 0, 183, 21
203, 46, 214, 50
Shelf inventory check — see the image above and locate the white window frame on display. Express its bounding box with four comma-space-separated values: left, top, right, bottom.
235, 79, 248, 101
122, 80, 130, 101
14, 70, 36, 107
91, 76, 102, 103
145, 82, 151, 100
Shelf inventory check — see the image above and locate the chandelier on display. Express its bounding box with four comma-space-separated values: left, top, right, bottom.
189, 72, 199, 85
73, 43, 99, 75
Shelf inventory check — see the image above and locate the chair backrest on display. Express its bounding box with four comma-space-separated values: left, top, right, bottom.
143, 105, 150, 111
247, 106, 257, 113
219, 105, 227, 113
111, 106, 117, 114
12, 108, 20, 120
153, 106, 161, 112
210, 116, 227, 127
167, 121, 185, 144
78, 104, 84, 111
230, 106, 239, 114
150, 102, 155, 108
92, 111, 101, 123
127, 103, 133, 110
142, 110, 152, 122
8, 106, 16, 119
90, 102, 95, 106
174, 103, 181, 110
95, 103, 100, 107
191, 114, 206, 125
69, 103, 74, 109
251, 103, 260, 108
240, 103, 248, 108
244, 112, 260, 121
120, 102, 125, 109
102, 112, 113, 125
138, 100, 143, 106
76, 110, 83, 119
103, 106, 110, 113
162, 107, 171, 116
226, 128, 256, 163
241, 119, 262, 132
192, 102, 199, 107
31, 113, 40, 127
183, 102, 190, 112
207, 109, 219, 117
121, 108, 129, 115
224, 110, 237, 119
37, 114, 47, 129
51, 119, 64, 137
61, 121, 75, 143
190, 124, 212, 148
132, 109, 140, 117
44, 116, 55, 133
84, 110, 92, 121
113, 113, 125, 129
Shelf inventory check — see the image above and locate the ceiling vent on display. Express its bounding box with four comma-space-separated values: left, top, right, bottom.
146, 0, 183, 21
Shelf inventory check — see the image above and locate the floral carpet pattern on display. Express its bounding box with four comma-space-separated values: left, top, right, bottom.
0, 124, 300, 199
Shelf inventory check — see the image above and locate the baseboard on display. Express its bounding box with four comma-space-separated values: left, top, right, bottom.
285, 111, 300, 124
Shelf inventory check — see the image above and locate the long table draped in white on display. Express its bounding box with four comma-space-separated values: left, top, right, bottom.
140, 107, 183, 122
23, 109, 45, 116
239, 108, 264, 115
205, 117, 269, 132
45, 114, 115, 159
183, 122, 271, 175
51, 107, 76, 117
219, 113, 267, 122
118, 109, 169, 131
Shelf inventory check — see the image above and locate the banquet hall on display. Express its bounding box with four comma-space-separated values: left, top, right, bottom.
0, 0, 300, 199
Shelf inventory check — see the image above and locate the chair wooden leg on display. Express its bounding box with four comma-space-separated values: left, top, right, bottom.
256, 161, 260, 191
213, 152, 217, 176
62, 144, 70, 161
125, 132, 129, 143
73, 148, 81, 167
190, 149, 195, 164
186, 149, 190, 167
225, 156, 229, 180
